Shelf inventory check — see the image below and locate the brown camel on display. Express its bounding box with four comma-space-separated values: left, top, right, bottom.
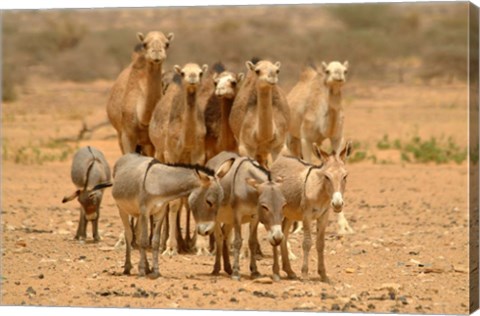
200, 62, 244, 161
149, 62, 209, 256
287, 60, 353, 235
229, 59, 290, 167
106, 31, 174, 156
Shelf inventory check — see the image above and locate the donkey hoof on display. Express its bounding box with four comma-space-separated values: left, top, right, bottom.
231, 274, 241, 281
250, 272, 262, 279
272, 274, 281, 282
286, 272, 297, 280
162, 248, 178, 257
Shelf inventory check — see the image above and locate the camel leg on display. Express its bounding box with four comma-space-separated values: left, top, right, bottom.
272, 245, 281, 282
280, 217, 297, 279
301, 216, 313, 280
118, 207, 133, 275
337, 211, 354, 235
121, 131, 137, 154
330, 136, 344, 155
301, 137, 313, 163
142, 143, 155, 157
316, 210, 331, 283
163, 199, 181, 256
288, 135, 303, 158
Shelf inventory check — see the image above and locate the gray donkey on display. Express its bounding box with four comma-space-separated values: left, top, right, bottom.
270, 142, 351, 283
112, 153, 233, 279
62, 146, 112, 242
206, 152, 286, 281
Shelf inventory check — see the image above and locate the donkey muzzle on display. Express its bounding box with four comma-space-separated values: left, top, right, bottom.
267, 225, 284, 246
197, 222, 215, 236
331, 192, 344, 213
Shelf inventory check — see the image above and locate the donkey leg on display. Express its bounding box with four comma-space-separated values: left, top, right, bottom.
222, 224, 233, 275
316, 212, 331, 283
212, 224, 223, 275
75, 211, 87, 241
149, 205, 167, 279
301, 217, 313, 280
118, 208, 133, 275
280, 217, 297, 279
248, 217, 261, 279
92, 218, 101, 242
231, 220, 243, 280
272, 245, 281, 282
137, 212, 151, 276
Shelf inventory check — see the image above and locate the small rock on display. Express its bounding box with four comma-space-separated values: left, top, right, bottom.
345, 268, 355, 273
454, 266, 468, 273
399, 296, 408, 305
38, 274, 44, 279
79, 255, 87, 260
253, 277, 273, 284
26, 286, 36, 296
350, 294, 359, 301
367, 303, 376, 310
294, 302, 316, 311
331, 303, 341, 311
252, 290, 276, 299
376, 283, 402, 292
230, 297, 239, 303
15, 281, 20, 286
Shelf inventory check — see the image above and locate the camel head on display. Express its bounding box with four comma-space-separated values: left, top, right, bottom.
312, 141, 352, 213
174, 63, 208, 92
321, 61, 349, 92
246, 59, 281, 87
136, 31, 174, 64
213, 71, 244, 99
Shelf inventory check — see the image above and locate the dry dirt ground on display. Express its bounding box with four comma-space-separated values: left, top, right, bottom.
1, 77, 472, 314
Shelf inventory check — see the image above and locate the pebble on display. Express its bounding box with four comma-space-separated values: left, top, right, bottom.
230, 297, 239, 303
253, 277, 273, 284
26, 286, 36, 296
293, 302, 316, 311
345, 268, 355, 273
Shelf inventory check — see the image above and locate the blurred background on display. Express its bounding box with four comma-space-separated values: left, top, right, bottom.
2, 2, 469, 101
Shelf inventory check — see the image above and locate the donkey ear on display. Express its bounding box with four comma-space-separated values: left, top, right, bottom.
246, 178, 260, 190
313, 143, 329, 163
215, 158, 234, 179
195, 169, 212, 186
137, 32, 145, 43
62, 190, 80, 203
339, 141, 352, 162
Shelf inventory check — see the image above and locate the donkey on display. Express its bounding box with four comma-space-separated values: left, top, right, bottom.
270, 141, 351, 283
62, 146, 112, 242
206, 151, 286, 281
111, 153, 233, 279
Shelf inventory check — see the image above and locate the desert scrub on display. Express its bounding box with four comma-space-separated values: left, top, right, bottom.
7, 139, 77, 165
376, 134, 467, 164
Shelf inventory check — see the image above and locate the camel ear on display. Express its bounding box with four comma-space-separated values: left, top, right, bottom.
237, 73, 245, 82
246, 61, 256, 71
343, 61, 349, 69
274, 61, 281, 69
202, 64, 209, 74
246, 178, 260, 190
321, 61, 328, 72
215, 158, 234, 179
167, 32, 174, 42
196, 169, 212, 186
174, 65, 182, 75
339, 141, 352, 162
313, 143, 329, 163
213, 73, 219, 83
137, 32, 145, 43
62, 190, 80, 203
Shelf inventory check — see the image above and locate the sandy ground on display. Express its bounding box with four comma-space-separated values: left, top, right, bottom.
0, 77, 472, 314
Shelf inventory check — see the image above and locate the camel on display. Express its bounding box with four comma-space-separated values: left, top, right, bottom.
106, 31, 174, 156
149, 63, 209, 256
201, 63, 244, 161
229, 59, 290, 167
286, 60, 353, 235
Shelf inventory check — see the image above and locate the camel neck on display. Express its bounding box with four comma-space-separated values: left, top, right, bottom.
256, 85, 274, 142
140, 61, 163, 126
183, 89, 198, 148
328, 89, 342, 110
219, 97, 236, 151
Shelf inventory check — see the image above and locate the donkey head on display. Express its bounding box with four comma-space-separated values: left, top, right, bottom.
62, 182, 112, 221
312, 141, 352, 213
189, 158, 235, 236
246, 177, 286, 246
